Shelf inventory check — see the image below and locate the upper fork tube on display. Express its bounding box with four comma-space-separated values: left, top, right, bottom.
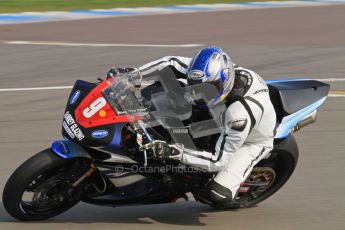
138, 120, 153, 142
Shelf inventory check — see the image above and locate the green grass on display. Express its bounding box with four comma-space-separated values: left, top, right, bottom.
0, 0, 275, 13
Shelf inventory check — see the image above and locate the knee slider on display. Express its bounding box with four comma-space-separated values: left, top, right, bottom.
207, 179, 233, 203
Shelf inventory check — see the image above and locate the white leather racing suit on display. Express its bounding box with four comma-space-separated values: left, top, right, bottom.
139, 56, 276, 199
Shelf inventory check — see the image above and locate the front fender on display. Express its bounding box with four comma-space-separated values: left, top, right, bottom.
51, 140, 91, 159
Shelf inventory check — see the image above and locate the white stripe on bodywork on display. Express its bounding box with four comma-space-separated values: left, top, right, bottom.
2, 40, 203, 48
314, 78, 345, 82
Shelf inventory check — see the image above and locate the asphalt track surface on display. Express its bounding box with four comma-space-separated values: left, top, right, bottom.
0, 4, 344, 230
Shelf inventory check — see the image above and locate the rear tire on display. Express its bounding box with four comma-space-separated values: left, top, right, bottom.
242, 150, 298, 207
239, 135, 299, 207
2, 149, 81, 221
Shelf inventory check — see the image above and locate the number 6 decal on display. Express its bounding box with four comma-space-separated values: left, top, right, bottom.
83, 97, 107, 118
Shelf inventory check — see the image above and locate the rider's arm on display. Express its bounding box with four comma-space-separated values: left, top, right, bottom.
139, 56, 191, 78
181, 101, 251, 172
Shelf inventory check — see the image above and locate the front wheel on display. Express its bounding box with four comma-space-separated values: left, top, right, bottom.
2, 149, 88, 221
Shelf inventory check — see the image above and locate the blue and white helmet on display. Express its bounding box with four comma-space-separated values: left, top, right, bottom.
187, 47, 235, 104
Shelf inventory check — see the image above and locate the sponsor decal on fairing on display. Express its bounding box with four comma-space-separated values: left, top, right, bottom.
69, 90, 81, 105
91, 130, 109, 139
63, 111, 85, 141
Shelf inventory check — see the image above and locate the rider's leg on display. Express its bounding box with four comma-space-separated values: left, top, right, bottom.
196, 144, 271, 207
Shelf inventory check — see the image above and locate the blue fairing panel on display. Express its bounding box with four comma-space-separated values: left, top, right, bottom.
266, 78, 307, 84
275, 97, 327, 138
51, 140, 91, 159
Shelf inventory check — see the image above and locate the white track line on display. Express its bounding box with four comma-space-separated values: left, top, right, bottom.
328, 94, 345, 98
0, 86, 72, 92
0, 78, 344, 92
0, 86, 343, 98
1, 41, 203, 48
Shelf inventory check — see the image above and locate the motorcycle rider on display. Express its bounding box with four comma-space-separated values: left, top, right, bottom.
108, 47, 276, 207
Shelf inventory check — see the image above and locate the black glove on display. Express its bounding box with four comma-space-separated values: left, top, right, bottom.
152, 141, 171, 159
151, 140, 184, 160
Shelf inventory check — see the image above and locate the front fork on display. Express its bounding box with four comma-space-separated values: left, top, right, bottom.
71, 163, 97, 188
51, 140, 100, 195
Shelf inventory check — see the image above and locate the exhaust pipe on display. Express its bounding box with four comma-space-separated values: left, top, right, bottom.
292, 110, 318, 132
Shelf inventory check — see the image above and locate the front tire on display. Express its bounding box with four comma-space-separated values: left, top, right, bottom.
2, 149, 82, 221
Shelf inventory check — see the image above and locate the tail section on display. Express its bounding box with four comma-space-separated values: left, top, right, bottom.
267, 79, 330, 139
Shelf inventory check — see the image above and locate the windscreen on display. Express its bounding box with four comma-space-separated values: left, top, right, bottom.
102, 68, 191, 118
102, 67, 224, 149
102, 70, 148, 116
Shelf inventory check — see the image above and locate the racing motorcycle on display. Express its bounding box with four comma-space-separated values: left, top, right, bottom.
2, 67, 330, 221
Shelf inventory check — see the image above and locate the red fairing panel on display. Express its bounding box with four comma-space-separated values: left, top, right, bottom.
75, 79, 142, 128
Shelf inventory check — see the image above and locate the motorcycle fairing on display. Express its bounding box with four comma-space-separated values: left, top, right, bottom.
74, 80, 118, 128
63, 80, 117, 148
267, 79, 329, 116
74, 78, 144, 129
274, 97, 326, 138
266, 79, 330, 139
96, 123, 126, 154
51, 140, 91, 159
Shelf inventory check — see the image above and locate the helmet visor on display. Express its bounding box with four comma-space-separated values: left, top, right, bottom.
205, 79, 223, 93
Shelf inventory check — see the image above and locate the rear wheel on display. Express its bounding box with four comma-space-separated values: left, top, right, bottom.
2, 149, 89, 221
237, 148, 298, 207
